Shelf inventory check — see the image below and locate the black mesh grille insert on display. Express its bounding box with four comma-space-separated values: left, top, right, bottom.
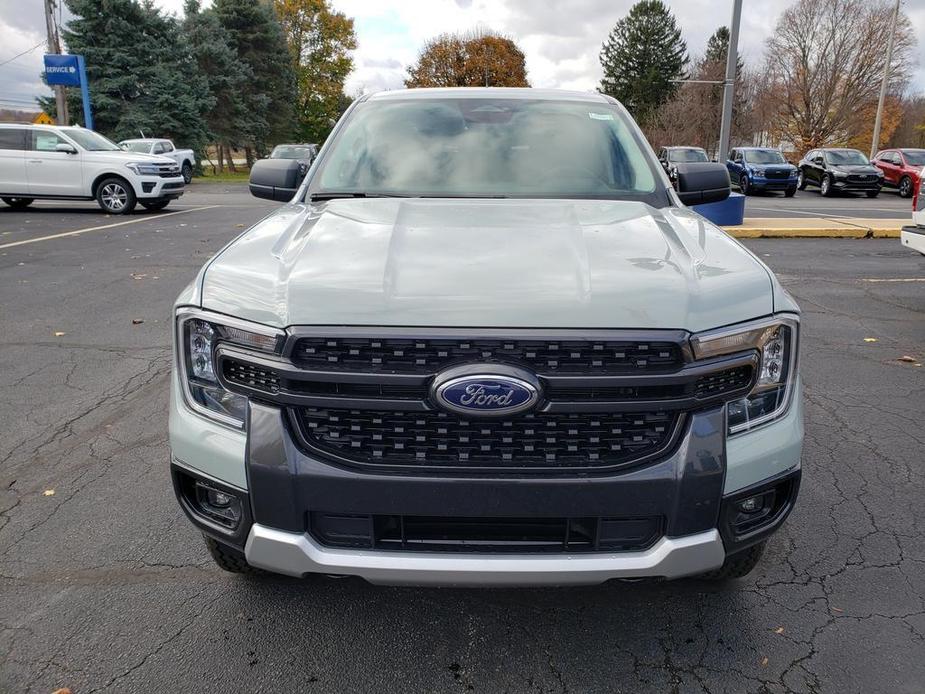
223, 359, 281, 393
292, 336, 683, 374
295, 407, 680, 471
694, 365, 752, 398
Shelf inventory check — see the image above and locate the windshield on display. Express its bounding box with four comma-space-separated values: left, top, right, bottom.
65, 129, 121, 152
903, 150, 925, 166
310, 98, 662, 202
121, 141, 151, 153
668, 148, 708, 163
825, 150, 869, 166
744, 150, 786, 165
271, 146, 314, 160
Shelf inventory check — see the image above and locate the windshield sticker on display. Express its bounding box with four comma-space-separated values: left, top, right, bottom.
589, 112, 614, 121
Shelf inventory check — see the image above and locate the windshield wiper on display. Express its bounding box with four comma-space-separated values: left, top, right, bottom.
309, 191, 415, 201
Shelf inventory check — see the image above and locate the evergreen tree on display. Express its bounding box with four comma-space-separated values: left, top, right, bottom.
182, 0, 250, 168
213, 0, 297, 155
705, 26, 744, 75
599, 0, 689, 124
58, 0, 211, 154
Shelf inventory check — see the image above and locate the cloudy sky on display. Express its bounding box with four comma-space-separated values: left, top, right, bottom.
1, 0, 924, 110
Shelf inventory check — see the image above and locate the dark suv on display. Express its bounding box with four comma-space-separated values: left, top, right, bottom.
657, 147, 709, 186
797, 148, 883, 198
726, 148, 798, 197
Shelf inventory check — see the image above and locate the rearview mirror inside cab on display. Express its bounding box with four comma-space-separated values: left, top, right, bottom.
248, 159, 303, 202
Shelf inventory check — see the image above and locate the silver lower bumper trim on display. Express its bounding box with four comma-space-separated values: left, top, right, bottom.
244, 524, 726, 586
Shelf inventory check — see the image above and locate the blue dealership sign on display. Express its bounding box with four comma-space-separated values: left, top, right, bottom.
44, 54, 81, 87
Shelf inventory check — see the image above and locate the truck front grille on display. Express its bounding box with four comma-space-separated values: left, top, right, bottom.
294, 407, 680, 472
292, 336, 683, 374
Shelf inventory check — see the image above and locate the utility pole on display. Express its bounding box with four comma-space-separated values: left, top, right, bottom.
717, 0, 742, 164
870, 0, 901, 160
43, 0, 69, 125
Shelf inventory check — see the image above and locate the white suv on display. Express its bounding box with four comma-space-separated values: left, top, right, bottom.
0, 123, 186, 214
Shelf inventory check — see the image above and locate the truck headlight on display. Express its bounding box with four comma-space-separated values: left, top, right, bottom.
176, 309, 284, 428
692, 316, 799, 435
126, 162, 163, 176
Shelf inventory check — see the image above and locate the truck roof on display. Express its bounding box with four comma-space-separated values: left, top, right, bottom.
365, 87, 613, 104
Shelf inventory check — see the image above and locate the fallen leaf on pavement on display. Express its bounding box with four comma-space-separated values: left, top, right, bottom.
760, 656, 769, 667
53, 331, 65, 337
132, 319, 144, 325
774, 626, 784, 634
131, 273, 147, 280
235, 223, 245, 228
831, 607, 843, 613
898, 355, 917, 363
52, 688, 73, 694
43, 489, 55, 496
863, 338, 878, 343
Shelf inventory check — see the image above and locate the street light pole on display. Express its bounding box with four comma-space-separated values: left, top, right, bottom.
43, 0, 68, 125
717, 0, 742, 164
870, 0, 901, 160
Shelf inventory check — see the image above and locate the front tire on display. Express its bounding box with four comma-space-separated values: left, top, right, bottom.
96, 177, 137, 214
784, 186, 797, 198
797, 170, 807, 190
203, 535, 262, 575
140, 199, 170, 211
699, 541, 766, 580
739, 176, 750, 196
181, 162, 193, 184
865, 190, 880, 199
899, 176, 913, 198
820, 175, 834, 197
1, 197, 34, 209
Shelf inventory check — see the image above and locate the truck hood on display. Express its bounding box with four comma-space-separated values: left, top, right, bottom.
199, 199, 774, 332
82, 150, 175, 165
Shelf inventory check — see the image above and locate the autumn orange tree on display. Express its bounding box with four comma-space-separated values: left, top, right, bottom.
405, 30, 529, 88
274, 0, 357, 143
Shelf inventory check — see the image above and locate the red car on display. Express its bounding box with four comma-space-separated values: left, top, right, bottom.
872, 148, 925, 198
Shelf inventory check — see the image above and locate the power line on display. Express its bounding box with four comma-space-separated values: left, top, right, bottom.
0, 41, 47, 69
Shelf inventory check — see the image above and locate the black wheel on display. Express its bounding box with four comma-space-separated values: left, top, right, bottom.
898, 176, 913, 198
797, 169, 807, 190
784, 186, 797, 198
181, 162, 193, 184
820, 175, 834, 197
2, 197, 34, 209
96, 177, 137, 214
203, 535, 262, 575
865, 190, 880, 199
739, 175, 750, 196
140, 199, 170, 211
699, 541, 766, 580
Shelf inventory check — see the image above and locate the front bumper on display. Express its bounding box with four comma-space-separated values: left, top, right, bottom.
832, 178, 881, 192
901, 226, 925, 254
245, 524, 725, 586
134, 175, 186, 199
170, 382, 803, 585
751, 176, 797, 191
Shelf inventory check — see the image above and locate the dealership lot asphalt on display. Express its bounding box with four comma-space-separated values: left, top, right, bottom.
1, 189, 924, 693
742, 189, 911, 220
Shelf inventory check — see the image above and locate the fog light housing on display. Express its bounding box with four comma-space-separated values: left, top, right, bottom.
194, 481, 242, 527
737, 495, 764, 513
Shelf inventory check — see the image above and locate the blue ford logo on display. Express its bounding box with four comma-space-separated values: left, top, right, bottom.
432, 366, 540, 417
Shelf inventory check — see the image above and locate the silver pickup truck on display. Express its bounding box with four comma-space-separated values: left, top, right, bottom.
120, 138, 196, 183
169, 88, 802, 587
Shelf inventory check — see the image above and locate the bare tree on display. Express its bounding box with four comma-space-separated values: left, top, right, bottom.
765, 0, 916, 152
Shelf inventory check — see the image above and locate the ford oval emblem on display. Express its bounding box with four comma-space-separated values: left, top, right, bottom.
432, 366, 541, 417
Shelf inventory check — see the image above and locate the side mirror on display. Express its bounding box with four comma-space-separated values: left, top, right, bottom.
674, 162, 731, 205
55, 143, 77, 154
248, 159, 302, 202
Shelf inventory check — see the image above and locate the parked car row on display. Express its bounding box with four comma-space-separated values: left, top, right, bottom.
659, 144, 925, 201
0, 123, 186, 214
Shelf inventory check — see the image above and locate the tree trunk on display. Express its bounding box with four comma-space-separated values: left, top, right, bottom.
217, 144, 225, 174
244, 146, 254, 169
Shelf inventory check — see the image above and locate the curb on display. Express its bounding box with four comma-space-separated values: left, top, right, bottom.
723, 227, 901, 239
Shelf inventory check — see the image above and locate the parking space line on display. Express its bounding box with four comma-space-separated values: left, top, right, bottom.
0, 205, 219, 250
861, 278, 925, 283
